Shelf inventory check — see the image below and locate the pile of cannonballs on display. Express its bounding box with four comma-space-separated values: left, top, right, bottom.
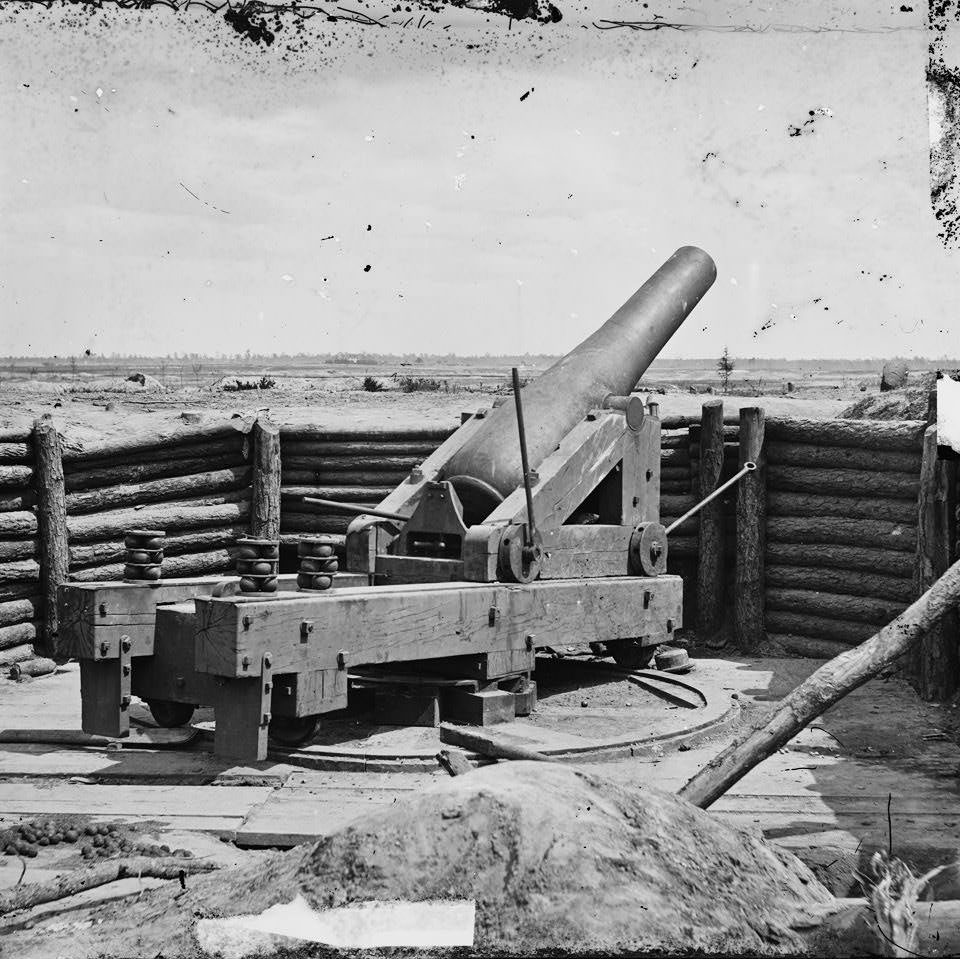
1, 819, 194, 860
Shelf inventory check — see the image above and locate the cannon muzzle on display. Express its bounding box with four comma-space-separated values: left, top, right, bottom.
443, 246, 716, 522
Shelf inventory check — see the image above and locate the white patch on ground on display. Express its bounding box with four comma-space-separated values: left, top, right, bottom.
195, 896, 476, 957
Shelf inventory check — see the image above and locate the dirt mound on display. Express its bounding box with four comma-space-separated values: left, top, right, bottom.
842, 387, 930, 420
6, 763, 834, 958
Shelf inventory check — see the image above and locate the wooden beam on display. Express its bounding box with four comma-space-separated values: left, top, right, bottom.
193, 574, 684, 677
251, 417, 281, 540
696, 400, 725, 640
735, 407, 766, 650
33, 414, 68, 658
622, 413, 661, 526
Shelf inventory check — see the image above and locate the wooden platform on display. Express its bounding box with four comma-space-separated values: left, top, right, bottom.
1, 657, 959, 899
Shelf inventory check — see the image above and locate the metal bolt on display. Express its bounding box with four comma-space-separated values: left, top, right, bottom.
120, 696, 131, 710
242, 615, 252, 631
176, 676, 185, 687
337, 650, 348, 670
262, 712, 271, 726
666, 619, 674, 633
122, 665, 130, 677
120, 637, 131, 653
264, 682, 272, 694
488, 606, 500, 627
525, 634, 534, 651
241, 656, 250, 671
264, 654, 272, 670
99, 641, 110, 657
632, 496, 640, 508
300, 620, 314, 643
409, 466, 424, 482
98, 603, 108, 617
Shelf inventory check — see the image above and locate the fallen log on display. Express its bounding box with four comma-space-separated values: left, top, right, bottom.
767, 516, 916, 552
0, 443, 31, 463
65, 450, 242, 493
60, 417, 251, 463
679, 557, 960, 809
765, 565, 913, 602
0, 597, 40, 628
68, 549, 236, 583
766, 588, 906, 625
281, 467, 411, 488
69, 526, 247, 568
0, 489, 36, 512
0, 466, 33, 488
8, 656, 57, 679
0, 855, 217, 915
0, 539, 38, 563
765, 542, 913, 577
0, 511, 37, 537
767, 465, 918, 499
765, 441, 922, 473
0, 621, 37, 651
764, 610, 875, 644
65, 467, 251, 515
0, 560, 40, 584
765, 416, 925, 451
765, 633, 852, 659
767, 490, 917, 525
0, 643, 34, 667
67, 496, 250, 542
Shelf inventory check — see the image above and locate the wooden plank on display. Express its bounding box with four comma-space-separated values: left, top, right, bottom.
485, 412, 625, 532
250, 418, 281, 540
374, 555, 464, 585
194, 574, 684, 677
537, 524, 631, 579
622, 415, 661, 526
696, 400, 725, 639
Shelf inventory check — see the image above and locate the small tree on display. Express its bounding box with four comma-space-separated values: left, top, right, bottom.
717, 347, 735, 393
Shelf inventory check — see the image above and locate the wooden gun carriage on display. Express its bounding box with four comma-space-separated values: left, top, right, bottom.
59, 247, 718, 762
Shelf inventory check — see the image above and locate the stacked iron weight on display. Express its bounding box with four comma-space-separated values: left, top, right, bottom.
297, 536, 339, 591
236, 537, 279, 593
123, 529, 165, 581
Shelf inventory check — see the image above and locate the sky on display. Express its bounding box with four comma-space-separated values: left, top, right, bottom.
0, 0, 955, 359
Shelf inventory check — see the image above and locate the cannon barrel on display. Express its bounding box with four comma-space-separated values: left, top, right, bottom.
444, 246, 717, 521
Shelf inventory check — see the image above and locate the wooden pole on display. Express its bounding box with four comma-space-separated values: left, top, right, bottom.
695, 400, 724, 641
913, 424, 959, 699
32, 415, 68, 658
678, 556, 960, 809
735, 407, 765, 651
250, 418, 281, 540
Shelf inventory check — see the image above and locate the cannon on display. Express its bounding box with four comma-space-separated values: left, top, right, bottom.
59, 247, 718, 762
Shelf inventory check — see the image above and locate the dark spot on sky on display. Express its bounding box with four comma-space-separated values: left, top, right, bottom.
520, 88, 534, 102
363, 264, 372, 272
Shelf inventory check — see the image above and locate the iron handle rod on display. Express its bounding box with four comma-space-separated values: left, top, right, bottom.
512, 366, 538, 547
664, 461, 757, 536
303, 496, 407, 523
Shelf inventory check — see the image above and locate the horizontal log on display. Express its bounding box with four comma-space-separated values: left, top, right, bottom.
767, 516, 916, 551
765, 441, 922, 473
281, 454, 424, 472
764, 609, 876, 644
281, 486, 395, 504
283, 440, 441, 458
658, 448, 690, 466
0, 597, 40, 628
69, 549, 237, 583
659, 432, 689, 449
766, 416, 926, 451
67, 497, 250, 542
279, 532, 346, 549
765, 565, 914, 601
0, 488, 36, 512
65, 467, 251, 515
688, 426, 739, 442
0, 511, 38, 537
661, 414, 740, 430
0, 621, 37, 651
281, 469, 410, 488
659, 481, 692, 495
0, 443, 31, 463
0, 582, 40, 603
65, 450, 244, 493
766, 587, 907, 625
766, 491, 917, 525
660, 494, 696, 516
666, 534, 698, 557
766, 542, 913, 577
765, 633, 852, 659
0, 539, 38, 563
660, 466, 692, 482
0, 426, 31, 443
0, 643, 34, 667
69, 526, 248, 569
280, 512, 355, 535
279, 425, 455, 442
767, 465, 918, 499
0, 560, 40, 584
60, 417, 252, 463
0, 465, 33, 488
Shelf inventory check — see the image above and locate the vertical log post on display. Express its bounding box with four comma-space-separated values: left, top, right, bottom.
914, 424, 958, 700
734, 407, 766, 651
33, 414, 68, 658
696, 400, 725, 642
250, 418, 281, 540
